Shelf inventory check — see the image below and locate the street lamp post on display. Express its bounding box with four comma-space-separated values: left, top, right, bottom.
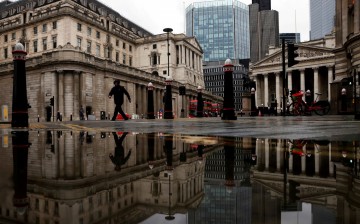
163, 28, 173, 77
163, 28, 174, 119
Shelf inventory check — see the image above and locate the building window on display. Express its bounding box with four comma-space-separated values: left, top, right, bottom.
33, 26, 38, 35
43, 38, 47, 50
115, 52, 119, 62
77, 23, 82, 32
11, 33, 16, 40
87, 27, 91, 36
129, 45, 132, 52
87, 41, 91, 53
52, 21, 57, 29
96, 44, 100, 56
106, 34, 110, 43
96, 31, 100, 39
42, 24, 47, 32
77, 37, 82, 48
4, 34, 7, 42
153, 44, 157, 49
52, 36, 57, 48
116, 39, 119, 47
129, 56, 132, 66
33, 40, 38, 52
4, 48, 8, 59
122, 53, 126, 64
123, 42, 126, 49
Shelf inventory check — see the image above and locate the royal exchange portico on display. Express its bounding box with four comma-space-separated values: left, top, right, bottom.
250, 36, 336, 112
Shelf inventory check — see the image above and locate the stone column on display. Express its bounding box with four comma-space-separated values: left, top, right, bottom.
287, 70, 293, 91
253, 75, 258, 108
300, 69, 305, 99
64, 71, 74, 121
313, 67, 319, 95
275, 72, 281, 106
57, 70, 64, 118
264, 74, 269, 107
327, 66, 333, 102
142, 85, 147, 117
74, 71, 80, 120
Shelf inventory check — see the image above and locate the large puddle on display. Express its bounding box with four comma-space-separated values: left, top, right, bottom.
0, 130, 359, 223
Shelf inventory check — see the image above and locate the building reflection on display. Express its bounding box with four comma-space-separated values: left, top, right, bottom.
0, 132, 360, 223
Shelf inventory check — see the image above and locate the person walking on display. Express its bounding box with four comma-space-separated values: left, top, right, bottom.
79, 105, 85, 120
108, 79, 131, 121
109, 132, 131, 171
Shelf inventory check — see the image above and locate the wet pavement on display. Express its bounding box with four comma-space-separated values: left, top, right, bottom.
0, 115, 360, 223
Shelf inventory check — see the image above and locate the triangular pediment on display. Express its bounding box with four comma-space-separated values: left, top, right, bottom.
252, 44, 334, 68
183, 36, 203, 53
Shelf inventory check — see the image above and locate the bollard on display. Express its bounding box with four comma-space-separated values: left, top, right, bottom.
70, 113, 72, 121
11, 43, 30, 128
196, 86, 204, 117
251, 88, 256, 116
164, 77, 173, 119
222, 59, 237, 120
341, 88, 347, 112
147, 82, 155, 119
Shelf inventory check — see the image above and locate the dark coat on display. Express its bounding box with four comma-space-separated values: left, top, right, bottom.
109, 85, 131, 105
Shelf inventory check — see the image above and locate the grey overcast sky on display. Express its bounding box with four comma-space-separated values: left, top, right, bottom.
101, 0, 310, 42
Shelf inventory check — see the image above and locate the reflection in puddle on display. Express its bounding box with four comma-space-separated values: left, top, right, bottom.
0, 131, 359, 223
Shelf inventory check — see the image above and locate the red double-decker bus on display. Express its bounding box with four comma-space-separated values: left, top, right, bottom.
211, 103, 223, 117
189, 100, 213, 118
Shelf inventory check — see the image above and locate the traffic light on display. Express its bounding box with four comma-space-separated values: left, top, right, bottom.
288, 43, 299, 67
50, 96, 54, 106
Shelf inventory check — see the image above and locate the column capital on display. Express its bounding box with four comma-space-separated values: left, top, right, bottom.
56, 70, 64, 74
312, 67, 319, 71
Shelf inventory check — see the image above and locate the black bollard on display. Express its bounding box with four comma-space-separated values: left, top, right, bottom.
222, 59, 237, 120
164, 77, 173, 119
12, 131, 31, 214
11, 43, 30, 128
196, 86, 204, 117
250, 88, 256, 116
147, 82, 155, 119
341, 88, 347, 112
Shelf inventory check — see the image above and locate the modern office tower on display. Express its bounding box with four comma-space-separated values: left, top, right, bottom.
252, 0, 271, 11
249, 3, 279, 62
203, 60, 248, 112
186, 0, 250, 62
310, 0, 335, 40
279, 33, 301, 44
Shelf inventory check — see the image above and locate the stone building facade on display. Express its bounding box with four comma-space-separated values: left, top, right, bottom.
333, 0, 360, 116
251, 0, 360, 115
250, 35, 336, 112
0, 0, 219, 122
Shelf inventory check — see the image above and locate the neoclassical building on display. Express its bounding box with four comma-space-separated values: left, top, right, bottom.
0, 0, 220, 122
251, 0, 360, 115
250, 35, 335, 111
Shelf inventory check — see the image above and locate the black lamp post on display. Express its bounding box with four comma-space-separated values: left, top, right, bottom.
163, 28, 174, 119
163, 28, 173, 78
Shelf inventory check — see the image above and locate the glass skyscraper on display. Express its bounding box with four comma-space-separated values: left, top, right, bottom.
186, 0, 250, 62
310, 0, 335, 40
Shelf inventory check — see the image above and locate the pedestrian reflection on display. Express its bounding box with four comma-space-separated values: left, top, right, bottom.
12, 131, 31, 216
109, 132, 131, 171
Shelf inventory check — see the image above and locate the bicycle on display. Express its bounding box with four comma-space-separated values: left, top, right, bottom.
287, 90, 331, 116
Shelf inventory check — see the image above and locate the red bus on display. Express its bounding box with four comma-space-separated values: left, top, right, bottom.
211, 103, 223, 117
189, 100, 213, 118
